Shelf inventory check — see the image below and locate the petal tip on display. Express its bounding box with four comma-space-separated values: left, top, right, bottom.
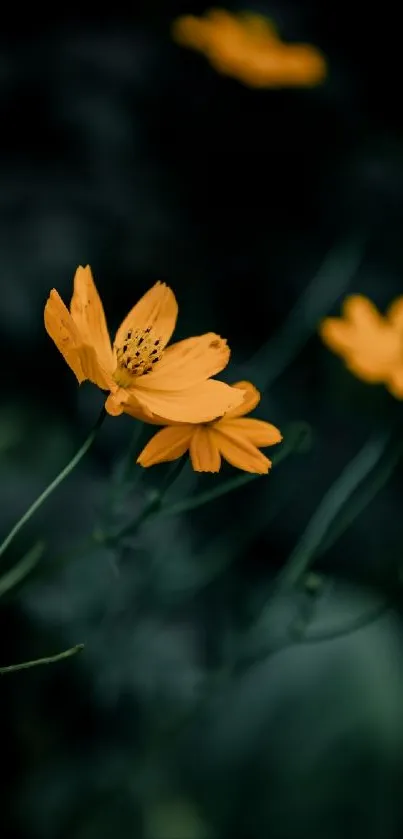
46, 288, 61, 304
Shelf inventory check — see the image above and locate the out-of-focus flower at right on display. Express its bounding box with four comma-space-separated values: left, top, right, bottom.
137, 381, 282, 474
319, 295, 403, 398
171, 9, 327, 88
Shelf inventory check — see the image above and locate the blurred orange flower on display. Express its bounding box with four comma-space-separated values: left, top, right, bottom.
319, 295, 403, 398
44, 265, 245, 423
171, 9, 326, 88
137, 380, 282, 473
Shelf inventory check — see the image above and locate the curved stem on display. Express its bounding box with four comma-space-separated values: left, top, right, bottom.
144, 422, 311, 521
318, 441, 402, 557
273, 429, 394, 594
0, 541, 45, 598
0, 407, 106, 562
245, 234, 367, 390
0, 644, 84, 675
103, 422, 310, 545
105, 454, 188, 544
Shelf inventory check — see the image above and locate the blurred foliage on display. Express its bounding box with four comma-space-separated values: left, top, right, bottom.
2, 3, 403, 838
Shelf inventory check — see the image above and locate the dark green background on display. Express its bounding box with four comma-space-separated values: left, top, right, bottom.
1, 4, 403, 838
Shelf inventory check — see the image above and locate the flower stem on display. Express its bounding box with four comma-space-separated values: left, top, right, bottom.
245, 234, 367, 390
0, 541, 45, 598
0, 644, 84, 675
105, 454, 188, 544
154, 421, 311, 519
273, 429, 395, 594
0, 407, 106, 562
103, 421, 311, 546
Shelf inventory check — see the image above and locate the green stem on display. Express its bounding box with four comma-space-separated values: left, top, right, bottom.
154, 421, 311, 519
0, 408, 106, 563
0, 643, 84, 674
104, 422, 310, 544
302, 601, 391, 644
245, 234, 367, 390
317, 441, 402, 557
273, 430, 394, 594
105, 455, 188, 544
0, 541, 45, 598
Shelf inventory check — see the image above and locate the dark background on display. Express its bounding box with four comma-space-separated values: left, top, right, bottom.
2, 4, 403, 838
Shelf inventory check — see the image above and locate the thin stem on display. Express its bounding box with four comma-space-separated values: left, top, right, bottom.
153, 421, 312, 519
106, 455, 188, 544
157, 472, 258, 518
273, 430, 394, 595
0, 643, 84, 674
0, 541, 45, 599
245, 234, 367, 390
302, 601, 391, 644
318, 441, 403, 557
241, 599, 392, 670
0, 407, 106, 562
104, 421, 311, 544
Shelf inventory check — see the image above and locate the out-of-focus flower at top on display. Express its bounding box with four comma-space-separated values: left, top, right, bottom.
137, 380, 282, 474
319, 295, 403, 398
171, 9, 327, 88
44, 266, 245, 424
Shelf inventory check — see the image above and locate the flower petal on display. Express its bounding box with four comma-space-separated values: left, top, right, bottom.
343, 295, 383, 328
114, 282, 178, 353
218, 417, 282, 447
239, 12, 279, 41
171, 15, 209, 49
387, 296, 403, 332
104, 393, 125, 416
137, 425, 195, 467
224, 380, 260, 418
45, 288, 113, 391
319, 317, 354, 354
134, 333, 231, 391
44, 290, 86, 383
70, 265, 114, 373
130, 379, 245, 424
386, 366, 403, 399
212, 426, 272, 474
104, 387, 156, 420
343, 356, 385, 383
189, 426, 221, 472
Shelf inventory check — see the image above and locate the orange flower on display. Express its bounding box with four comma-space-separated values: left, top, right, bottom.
319, 295, 403, 398
171, 9, 326, 88
44, 265, 245, 423
137, 381, 282, 474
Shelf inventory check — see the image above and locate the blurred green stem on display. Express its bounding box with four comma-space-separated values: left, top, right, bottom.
246, 234, 367, 390
273, 429, 396, 595
0, 643, 84, 675
0, 407, 106, 563
103, 454, 189, 544
318, 439, 403, 557
106, 421, 311, 542
0, 541, 45, 598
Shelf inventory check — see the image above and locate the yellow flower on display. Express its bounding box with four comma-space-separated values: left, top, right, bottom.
137, 381, 282, 474
171, 9, 326, 88
44, 265, 245, 423
319, 294, 403, 398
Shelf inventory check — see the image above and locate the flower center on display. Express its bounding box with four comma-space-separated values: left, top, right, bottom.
113, 325, 163, 387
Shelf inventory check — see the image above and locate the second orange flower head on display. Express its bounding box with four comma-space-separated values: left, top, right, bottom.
44, 266, 245, 423
137, 381, 282, 474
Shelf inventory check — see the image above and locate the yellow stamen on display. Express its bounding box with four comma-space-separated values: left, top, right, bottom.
113, 325, 163, 387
